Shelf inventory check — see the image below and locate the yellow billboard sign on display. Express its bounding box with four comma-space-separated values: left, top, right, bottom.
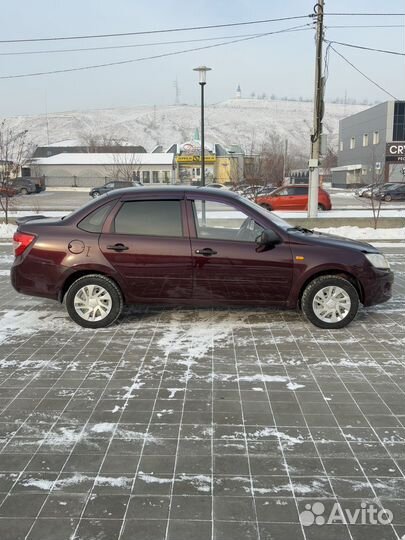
176, 155, 216, 163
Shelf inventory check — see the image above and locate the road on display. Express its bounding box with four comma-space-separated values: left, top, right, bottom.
10, 189, 405, 213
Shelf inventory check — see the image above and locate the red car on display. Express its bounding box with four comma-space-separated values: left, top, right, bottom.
0, 184, 17, 197
11, 187, 392, 329
256, 185, 332, 211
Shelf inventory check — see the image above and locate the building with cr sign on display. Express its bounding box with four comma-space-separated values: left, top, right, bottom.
332, 101, 405, 188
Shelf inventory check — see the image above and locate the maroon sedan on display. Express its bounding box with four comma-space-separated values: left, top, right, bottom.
11, 187, 393, 329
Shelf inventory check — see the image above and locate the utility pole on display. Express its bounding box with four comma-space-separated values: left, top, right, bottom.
308, 0, 325, 217
282, 139, 288, 183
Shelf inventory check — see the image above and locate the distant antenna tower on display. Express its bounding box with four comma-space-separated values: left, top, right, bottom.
173, 77, 180, 105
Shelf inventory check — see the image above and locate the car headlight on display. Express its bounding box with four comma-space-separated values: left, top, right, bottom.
365, 253, 390, 270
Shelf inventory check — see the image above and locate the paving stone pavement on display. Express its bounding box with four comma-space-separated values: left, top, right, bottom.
0, 243, 404, 540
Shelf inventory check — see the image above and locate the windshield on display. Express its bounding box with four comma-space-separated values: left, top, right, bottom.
240, 196, 292, 230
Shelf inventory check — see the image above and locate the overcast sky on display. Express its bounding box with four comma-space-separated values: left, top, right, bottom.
0, 0, 404, 117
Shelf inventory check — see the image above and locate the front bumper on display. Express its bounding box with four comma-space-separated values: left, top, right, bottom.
361, 268, 394, 307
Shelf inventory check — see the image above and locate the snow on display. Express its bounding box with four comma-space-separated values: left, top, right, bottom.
32, 152, 174, 166
314, 226, 405, 240
0, 223, 16, 238
0, 310, 74, 343
3, 99, 366, 156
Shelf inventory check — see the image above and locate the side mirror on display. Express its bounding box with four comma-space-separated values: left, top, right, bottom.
255, 229, 281, 252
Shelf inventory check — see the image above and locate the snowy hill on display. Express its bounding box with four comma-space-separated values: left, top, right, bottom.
5, 99, 367, 155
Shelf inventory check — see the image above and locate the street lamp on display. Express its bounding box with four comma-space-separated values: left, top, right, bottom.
193, 65, 211, 186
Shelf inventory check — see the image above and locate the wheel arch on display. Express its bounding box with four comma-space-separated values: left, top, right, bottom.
297, 269, 364, 307
59, 270, 125, 303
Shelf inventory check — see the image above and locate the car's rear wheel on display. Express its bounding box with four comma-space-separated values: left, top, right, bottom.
260, 203, 272, 211
318, 203, 325, 211
384, 194, 392, 202
20, 188, 28, 195
65, 274, 123, 328
92, 191, 101, 198
301, 275, 359, 329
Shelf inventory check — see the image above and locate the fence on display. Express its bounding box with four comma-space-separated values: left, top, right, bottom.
44, 176, 110, 188
43, 175, 175, 188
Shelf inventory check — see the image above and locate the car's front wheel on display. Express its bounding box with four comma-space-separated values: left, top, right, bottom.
65, 274, 123, 328
301, 275, 359, 329
92, 191, 101, 198
20, 188, 29, 195
384, 194, 392, 202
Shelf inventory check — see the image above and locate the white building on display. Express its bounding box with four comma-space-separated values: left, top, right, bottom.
29, 152, 176, 187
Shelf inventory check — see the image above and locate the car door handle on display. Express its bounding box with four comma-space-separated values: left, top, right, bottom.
107, 243, 129, 252
195, 248, 217, 256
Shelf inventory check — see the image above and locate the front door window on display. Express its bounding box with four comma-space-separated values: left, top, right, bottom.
192, 199, 263, 242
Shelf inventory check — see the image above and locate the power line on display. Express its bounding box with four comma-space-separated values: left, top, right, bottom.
325, 12, 405, 16
0, 25, 312, 56
0, 25, 310, 80
326, 39, 405, 56
327, 24, 405, 28
0, 15, 312, 44
329, 45, 398, 100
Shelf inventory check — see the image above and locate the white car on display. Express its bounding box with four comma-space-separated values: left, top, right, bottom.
355, 183, 377, 197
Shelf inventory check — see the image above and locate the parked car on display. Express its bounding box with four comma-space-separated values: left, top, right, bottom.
206, 183, 228, 189
355, 183, 378, 197
11, 187, 393, 329
361, 183, 394, 198
374, 183, 405, 201
89, 180, 142, 198
12, 178, 37, 195
0, 184, 17, 197
256, 185, 332, 211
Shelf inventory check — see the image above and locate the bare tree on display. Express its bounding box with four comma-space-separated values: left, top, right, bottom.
321, 147, 338, 177
364, 148, 386, 229
103, 153, 143, 182
79, 131, 125, 153
0, 120, 30, 224
243, 133, 306, 197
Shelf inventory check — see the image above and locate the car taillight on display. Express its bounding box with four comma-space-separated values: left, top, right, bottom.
13, 232, 35, 257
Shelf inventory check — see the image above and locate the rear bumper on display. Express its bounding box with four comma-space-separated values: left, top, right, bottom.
11, 262, 60, 301
361, 269, 394, 306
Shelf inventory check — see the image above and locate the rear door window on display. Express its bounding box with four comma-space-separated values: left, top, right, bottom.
113, 200, 183, 237
78, 201, 115, 233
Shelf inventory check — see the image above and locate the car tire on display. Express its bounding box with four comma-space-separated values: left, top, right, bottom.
65, 274, 123, 328
384, 194, 392, 202
301, 275, 359, 329
20, 188, 28, 195
260, 203, 272, 211
92, 191, 101, 198
317, 203, 325, 211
